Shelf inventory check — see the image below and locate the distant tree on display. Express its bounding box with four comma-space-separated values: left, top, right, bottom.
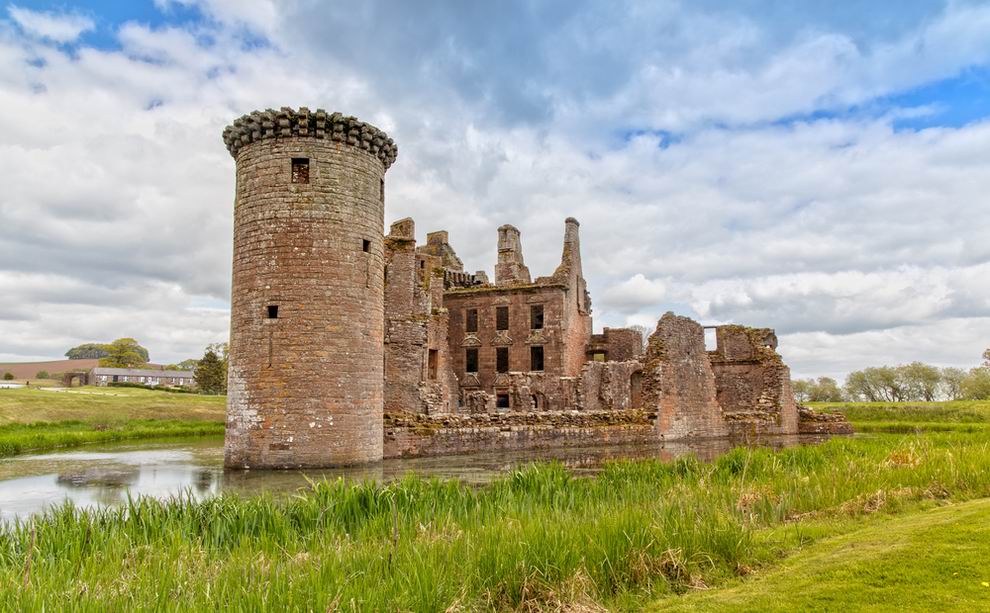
809, 377, 844, 402
35, 370, 50, 379
962, 367, 990, 400
65, 343, 111, 360
194, 347, 227, 395
941, 367, 967, 401
2, 372, 13, 381
69, 340, 150, 363
897, 362, 942, 402
984, 348, 990, 369
792, 379, 813, 403
98, 338, 150, 369
177, 359, 200, 371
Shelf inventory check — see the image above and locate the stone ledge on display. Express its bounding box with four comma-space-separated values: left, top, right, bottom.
222, 107, 397, 170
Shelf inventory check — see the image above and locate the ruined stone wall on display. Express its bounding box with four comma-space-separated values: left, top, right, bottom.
587, 327, 644, 362
578, 360, 642, 411
553, 218, 593, 378
224, 108, 391, 468
495, 225, 531, 285
383, 410, 656, 458
642, 313, 729, 439
445, 284, 569, 410
708, 325, 799, 436
383, 218, 456, 415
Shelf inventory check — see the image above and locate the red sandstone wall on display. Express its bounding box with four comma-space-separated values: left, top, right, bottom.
225, 112, 391, 468
642, 313, 729, 439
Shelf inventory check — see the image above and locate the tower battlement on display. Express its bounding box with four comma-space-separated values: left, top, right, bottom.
222, 107, 398, 169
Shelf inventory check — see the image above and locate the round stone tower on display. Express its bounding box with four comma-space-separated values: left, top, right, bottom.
221, 108, 397, 468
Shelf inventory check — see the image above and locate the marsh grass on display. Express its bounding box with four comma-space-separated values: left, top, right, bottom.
0, 420, 224, 457
2, 430, 989, 611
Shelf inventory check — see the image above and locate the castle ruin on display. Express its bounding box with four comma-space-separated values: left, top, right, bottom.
222, 108, 848, 469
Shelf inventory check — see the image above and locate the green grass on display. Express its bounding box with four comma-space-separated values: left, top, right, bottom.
0, 420, 224, 458
0, 386, 224, 425
0, 386, 224, 456
810, 400, 990, 433
658, 498, 990, 612
2, 428, 990, 611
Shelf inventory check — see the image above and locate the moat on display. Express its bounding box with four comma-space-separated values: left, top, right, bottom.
0, 434, 831, 522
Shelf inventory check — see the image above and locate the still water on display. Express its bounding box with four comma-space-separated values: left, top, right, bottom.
0, 435, 825, 522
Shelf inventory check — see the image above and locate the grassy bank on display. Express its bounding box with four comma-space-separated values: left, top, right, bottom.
0, 386, 224, 424
810, 399, 990, 433
1, 427, 989, 610
0, 386, 224, 456
661, 498, 990, 612
0, 420, 224, 458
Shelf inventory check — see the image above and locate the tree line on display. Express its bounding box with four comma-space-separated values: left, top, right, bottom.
795, 349, 990, 403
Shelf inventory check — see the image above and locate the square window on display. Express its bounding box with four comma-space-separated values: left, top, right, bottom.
496, 393, 510, 409
291, 158, 309, 184
466, 308, 478, 333
496, 347, 509, 373
496, 306, 509, 331
530, 346, 544, 371
530, 305, 544, 330
465, 348, 479, 373
266, 305, 279, 319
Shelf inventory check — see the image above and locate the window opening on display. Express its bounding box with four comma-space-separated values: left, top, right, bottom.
291, 158, 309, 184
465, 348, 479, 373
466, 308, 478, 333
496, 306, 509, 331
530, 346, 544, 371
362, 239, 371, 252
530, 304, 544, 329
496, 393, 510, 410
496, 347, 509, 373
266, 305, 279, 319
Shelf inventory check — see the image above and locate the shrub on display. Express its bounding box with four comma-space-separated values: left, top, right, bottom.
35, 370, 50, 379
2, 372, 13, 381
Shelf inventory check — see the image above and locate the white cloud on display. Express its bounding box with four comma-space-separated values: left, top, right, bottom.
0, 0, 989, 382
7, 5, 94, 43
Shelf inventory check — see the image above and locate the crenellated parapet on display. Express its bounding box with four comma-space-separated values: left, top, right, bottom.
222, 107, 398, 169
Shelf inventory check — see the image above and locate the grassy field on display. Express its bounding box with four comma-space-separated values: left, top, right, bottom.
0, 386, 224, 456
0, 424, 989, 609
0, 397, 988, 610
660, 498, 990, 612
810, 400, 990, 433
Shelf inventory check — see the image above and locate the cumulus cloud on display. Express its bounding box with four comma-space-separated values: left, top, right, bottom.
7, 5, 94, 43
0, 0, 989, 381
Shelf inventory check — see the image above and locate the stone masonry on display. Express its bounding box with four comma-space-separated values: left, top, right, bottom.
223, 108, 394, 468
222, 106, 849, 467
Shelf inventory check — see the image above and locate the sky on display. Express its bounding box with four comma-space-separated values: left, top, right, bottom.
1, 0, 989, 380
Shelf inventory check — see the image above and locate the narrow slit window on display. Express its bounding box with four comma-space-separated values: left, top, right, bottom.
266, 305, 279, 319
291, 158, 309, 184
530, 346, 544, 371
530, 305, 544, 330
362, 239, 371, 252
465, 348, 479, 373
496, 347, 509, 373
466, 308, 478, 333
496, 306, 509, 331
380, 178, 385, 202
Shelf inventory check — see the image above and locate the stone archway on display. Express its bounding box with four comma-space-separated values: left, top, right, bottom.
61, 371, 88, 387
